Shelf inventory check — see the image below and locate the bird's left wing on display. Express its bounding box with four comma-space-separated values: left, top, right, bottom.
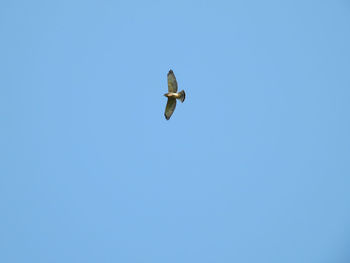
167, 70, 178, 92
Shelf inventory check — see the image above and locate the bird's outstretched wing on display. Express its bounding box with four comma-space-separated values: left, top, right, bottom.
167, 70, 178, 93
164, 98, 177, 120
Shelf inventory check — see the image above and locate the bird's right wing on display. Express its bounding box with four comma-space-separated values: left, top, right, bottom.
164, 98, 177, 120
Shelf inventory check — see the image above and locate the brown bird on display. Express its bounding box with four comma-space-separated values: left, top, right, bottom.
164, 70, 186, 120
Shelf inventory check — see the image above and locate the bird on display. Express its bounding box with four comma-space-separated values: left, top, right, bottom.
164, 70, 186, 120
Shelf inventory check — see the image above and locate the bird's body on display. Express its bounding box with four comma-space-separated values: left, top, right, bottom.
164, 70, 185, 120
164, 92, 183, 99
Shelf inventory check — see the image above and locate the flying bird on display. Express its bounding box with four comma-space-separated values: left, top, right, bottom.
164, 70, 186, 120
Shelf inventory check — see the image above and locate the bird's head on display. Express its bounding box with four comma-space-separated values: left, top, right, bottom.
164, 93, 169, 97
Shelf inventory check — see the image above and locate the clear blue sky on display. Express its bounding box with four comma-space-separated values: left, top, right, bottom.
1, 1, 350, 262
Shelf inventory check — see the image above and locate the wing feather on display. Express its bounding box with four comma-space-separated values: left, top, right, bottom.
164, 98, 176, 120
167, 70, 178, 92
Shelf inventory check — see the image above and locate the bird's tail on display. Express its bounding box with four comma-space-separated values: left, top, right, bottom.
177, 90, 186, 103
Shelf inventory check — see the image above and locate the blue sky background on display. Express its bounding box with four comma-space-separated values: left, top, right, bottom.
1, 1, 350, 262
